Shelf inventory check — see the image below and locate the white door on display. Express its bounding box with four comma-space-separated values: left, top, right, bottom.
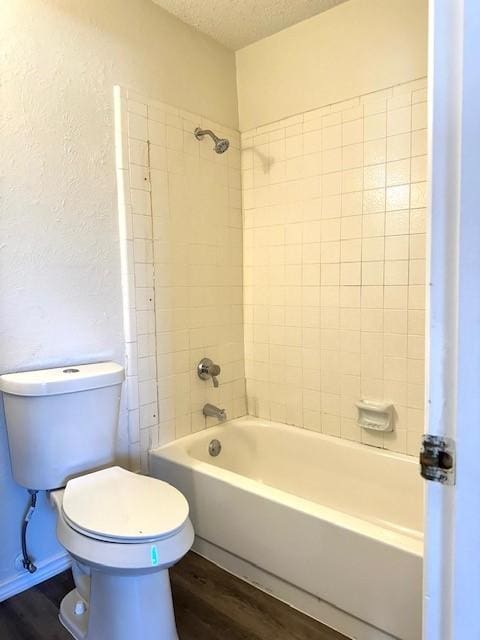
424, 1, 480, 638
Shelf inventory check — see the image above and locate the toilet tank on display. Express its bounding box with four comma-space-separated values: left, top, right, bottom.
0, 362, 125, 490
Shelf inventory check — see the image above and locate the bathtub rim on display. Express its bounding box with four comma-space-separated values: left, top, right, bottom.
150, 416, 423, 558
171, 415, 420, 464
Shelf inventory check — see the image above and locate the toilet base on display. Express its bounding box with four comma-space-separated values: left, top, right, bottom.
59, 590, 88, 640
59, 568, 179, 640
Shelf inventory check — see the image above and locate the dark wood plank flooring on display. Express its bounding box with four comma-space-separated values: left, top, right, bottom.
0, 552, 347, 640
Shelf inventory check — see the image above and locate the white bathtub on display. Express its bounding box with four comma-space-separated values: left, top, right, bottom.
150, 416, 423, 640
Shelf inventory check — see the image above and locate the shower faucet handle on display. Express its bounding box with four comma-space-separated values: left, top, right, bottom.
197, 358, 221, 387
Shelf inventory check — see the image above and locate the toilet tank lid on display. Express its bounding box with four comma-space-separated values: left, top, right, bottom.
0, 362, 125, 396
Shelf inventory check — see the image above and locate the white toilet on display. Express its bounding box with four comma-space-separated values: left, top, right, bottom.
0, 362, 194, 640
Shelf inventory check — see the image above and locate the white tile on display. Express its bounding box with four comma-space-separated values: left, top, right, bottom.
129, 139, 148, 167
387, 107, 411, 136
386, 159, 410, 186
322, 125, 342, 150
363, 164, 385, 190
128, 113, 148, 141
130, 164, 150, 191
411, 155, 427, 182
342, 119, 363, 145
362, 261, 384, 286
130, 189, 151, 215
364, 113, 386, 141
148, 120, 166, 146
386, 185, 410, 211
364, 139, 386, 166
412, 102, 428, 131
149, 144, 168, 171
120, 85, 427, 460
362, 213, 385, 237
132, 214, 152, 239
363, 189, 385, 214
362, 237, 385, 261
386, 235, 409, 260
166, 126, 184, 151
387, 133, 411, 161
385, 260, 409, 285
342, 143, 364, 169
410, 182, 427, 208
411, 129, 427, 157
385, 210, 410, 236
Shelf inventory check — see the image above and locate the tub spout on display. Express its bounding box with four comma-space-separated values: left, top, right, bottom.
203, 403, 227, 422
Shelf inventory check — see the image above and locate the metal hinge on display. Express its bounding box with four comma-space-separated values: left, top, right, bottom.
420, 435, 455, 485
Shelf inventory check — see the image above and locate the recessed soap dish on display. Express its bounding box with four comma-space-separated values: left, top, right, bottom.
356, 400, 394, 432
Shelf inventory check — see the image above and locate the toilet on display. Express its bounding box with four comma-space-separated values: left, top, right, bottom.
0, 362, 193, 640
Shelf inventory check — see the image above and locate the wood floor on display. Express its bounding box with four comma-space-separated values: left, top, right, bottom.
0, 552, 348, 640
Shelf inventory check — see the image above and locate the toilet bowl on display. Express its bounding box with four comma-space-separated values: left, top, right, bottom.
50, 466, 194, 640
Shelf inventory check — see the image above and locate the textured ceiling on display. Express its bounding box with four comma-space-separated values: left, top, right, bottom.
152, 0, 349, 50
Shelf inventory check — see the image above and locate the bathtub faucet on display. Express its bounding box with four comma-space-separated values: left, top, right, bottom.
203, 403, 227, 422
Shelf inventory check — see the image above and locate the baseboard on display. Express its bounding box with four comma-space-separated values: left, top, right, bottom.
0, 552, 71, 602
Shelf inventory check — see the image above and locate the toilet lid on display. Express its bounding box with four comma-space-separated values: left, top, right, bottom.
62, 466, 189, 543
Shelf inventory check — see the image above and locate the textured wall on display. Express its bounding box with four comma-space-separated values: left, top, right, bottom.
0, 0, 237, 596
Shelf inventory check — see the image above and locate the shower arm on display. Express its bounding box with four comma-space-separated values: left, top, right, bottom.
194, 128, 218, 142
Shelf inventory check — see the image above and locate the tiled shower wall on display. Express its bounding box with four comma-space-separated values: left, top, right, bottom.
115, 87, 246, 471
242, 78, 428, 456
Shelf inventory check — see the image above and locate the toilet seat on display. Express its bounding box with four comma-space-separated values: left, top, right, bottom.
62, 466, 189, 544
52, 487, 195, 572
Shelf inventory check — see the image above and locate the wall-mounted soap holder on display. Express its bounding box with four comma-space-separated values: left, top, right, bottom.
356, 400, 394, 432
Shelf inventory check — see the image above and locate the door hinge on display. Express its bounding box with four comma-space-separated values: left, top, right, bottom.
420, 435, 455, 485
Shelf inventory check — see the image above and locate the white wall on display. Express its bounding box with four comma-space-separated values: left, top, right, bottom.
0, 0, 237, 596
236, 0, 428, 131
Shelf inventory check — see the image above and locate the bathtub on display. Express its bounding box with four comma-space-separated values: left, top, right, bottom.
149, 416, 423, 640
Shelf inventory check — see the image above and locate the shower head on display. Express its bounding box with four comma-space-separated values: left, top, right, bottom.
194, 127, 230, 154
